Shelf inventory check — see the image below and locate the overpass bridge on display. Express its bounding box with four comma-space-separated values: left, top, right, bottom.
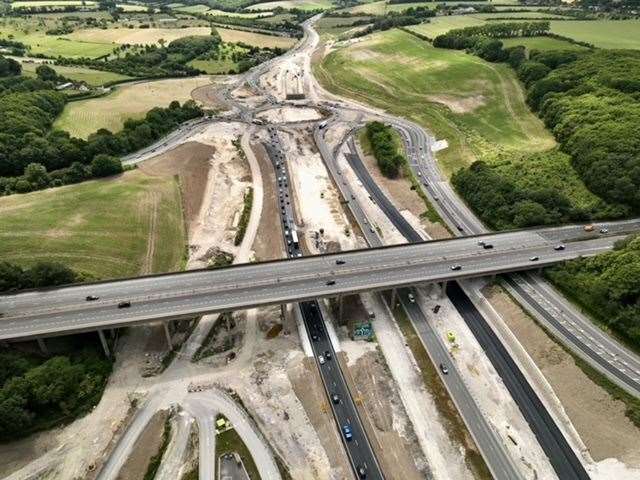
0, 223, 631, 343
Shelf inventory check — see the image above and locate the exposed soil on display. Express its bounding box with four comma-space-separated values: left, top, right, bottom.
138, 141, 215, 238
115, 409, 169, 480
251, 142, 284, 262
483, 284, 640, 467
355, 135, 449, 240
191, 83, 229, 110
338, 350, 427, 480
426, 94, 486, 114
289, 358, 351, 479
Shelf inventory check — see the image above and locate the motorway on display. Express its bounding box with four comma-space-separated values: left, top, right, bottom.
333, 126, 590, 479
265, 124, 384, 479
0, 229, 623, 341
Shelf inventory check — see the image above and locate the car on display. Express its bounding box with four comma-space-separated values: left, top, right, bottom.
483, 244, 494, 249
456, 225, 464, 232
369, 226, 375, 233
477, 241, 485, 246
408, 293, 415, 303
331, 393, 340, 404
318, 355, 325, 365
311, 333, 319, 342
450, 264, 462, 271
86, 295, 99, 301
324, 350, 331, 360
600, 228, 609, 234
357, 465, 367, 478
336, 259, 346, 265
417, 171, 422, 177
529, 256, 539, 262
326, 280, 336, 286
584, 224, 594, 232
439, 363, 449, 375
351, 194, 356, 200
554, 244, 565, 251
433, 305, 441, 314
342, 425, 353, 441
118, 301, 131, 309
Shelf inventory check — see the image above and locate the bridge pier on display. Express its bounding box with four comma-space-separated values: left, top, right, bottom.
97, 330, 110, 358
338, 295, 344, 324
439, 281, 448, 298
163, 322, 173, 350
37, 338, 48, 355
390, 288, 397, 307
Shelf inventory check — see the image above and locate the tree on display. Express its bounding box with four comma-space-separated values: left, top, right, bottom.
25, 262, 78, 288
24, 163, 49, 189
0, 56, 21, 77
35, 65, 58, 82
90, 154, 123, 177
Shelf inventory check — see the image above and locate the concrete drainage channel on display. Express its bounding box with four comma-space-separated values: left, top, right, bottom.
264, 124, 385, 480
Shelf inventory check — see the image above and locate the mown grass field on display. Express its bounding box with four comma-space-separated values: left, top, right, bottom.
216, 27, 296, 48
500, 35, 589, 51
0, 170, 186, 280
11, 0, 96, 7
407, 16, 486, 38
54, 76, 211, 138
315, 29, 554, 175
21, 62, 132, 86
342, 0, 520, 15
246, 0, 333, 10
0, 22, 115, 58
548, 19, 640, 49
66, 26, 212, 46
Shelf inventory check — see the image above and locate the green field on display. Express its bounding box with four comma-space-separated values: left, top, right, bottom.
315, 29, 554, 175
0, 21, 115, 58
21, 62, 132, 86
11, 0, 96, 8
188, 58, 237, 73
0, 171, 186, 280
548, 20, 640, 49
408, 16, 486, 38
315, 15, 375, 39
246, 0, 334, 10
54, 76, 210, 138
500, 36, 589, 51
340, 0, 520, 14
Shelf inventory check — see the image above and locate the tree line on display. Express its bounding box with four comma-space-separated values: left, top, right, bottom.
352, 7, 436, 38
365, 121, 406, 179
0, 64, 203, 195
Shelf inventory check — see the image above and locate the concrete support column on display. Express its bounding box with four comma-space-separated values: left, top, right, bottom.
440, 281, 448, 298
390, 288, 397, 307
98, 330, 110, 358
37, 338, 48, 355
163, 322, 173, 350
338, 295, 344, 324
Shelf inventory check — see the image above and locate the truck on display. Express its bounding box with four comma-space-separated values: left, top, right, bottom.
584, 224, 594, 232
291, 229, 299, 249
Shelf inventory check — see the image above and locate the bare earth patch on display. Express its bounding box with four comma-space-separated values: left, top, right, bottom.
115, 409, 169, 480
426, 94, 486, 114
483, 284, 640, 469
139, 141, 216, 238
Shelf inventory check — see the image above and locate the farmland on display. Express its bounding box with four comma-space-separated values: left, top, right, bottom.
500, 36, 589, 52
216, 27, 297, 48
341, 0, 520, 15
246, 0, 334, 10
546, 20, 640, 49
67, 26, 213, 46
0, 170, 186, 280
20, 61, 132, 86
0, 20, 115, 58
316, 29, 554, 175
407, 16, 486, 38
54, 76, 212, 138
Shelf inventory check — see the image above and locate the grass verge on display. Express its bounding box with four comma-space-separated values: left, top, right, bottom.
143, 416, 173, 480
234, 187, 254, 246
